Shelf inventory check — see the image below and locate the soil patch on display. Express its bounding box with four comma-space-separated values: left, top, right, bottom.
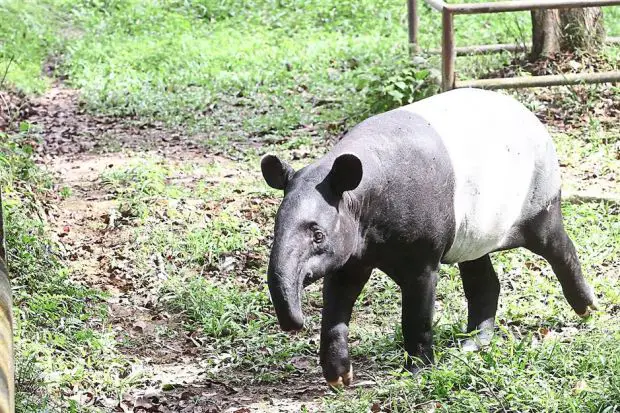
14, 84, 209, 158
6, 77, 618, 411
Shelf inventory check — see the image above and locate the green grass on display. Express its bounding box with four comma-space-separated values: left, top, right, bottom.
99, 158, 320, 382
0, 1, 69, 93
1, 0, 619, 411
3, 0, 617, 149
0, 130, 135, 412
96, 151, 620, 409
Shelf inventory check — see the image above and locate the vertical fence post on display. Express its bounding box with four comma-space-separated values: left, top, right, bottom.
0, 190, 6, 263
408, 0, 420, 54
0, 189, 14, 413
441, 8, 456, 91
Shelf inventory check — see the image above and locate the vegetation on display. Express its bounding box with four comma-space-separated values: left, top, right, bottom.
0, 130, 135, 411
1, 0, 619, 411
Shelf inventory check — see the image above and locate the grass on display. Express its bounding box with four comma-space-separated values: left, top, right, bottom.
100, 157, 320, 382
3, 1, 618, 147
0, 0, 619, 411
95, 153, 620, 410
0, 1, 68, 94
0, 130, 136, 411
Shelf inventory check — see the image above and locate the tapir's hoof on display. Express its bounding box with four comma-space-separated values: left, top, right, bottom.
578, 303, 598, 318
462, 330, 493, 352
462, 339, 481, 352
403, 364, 425, 376
327, 365, 353, 388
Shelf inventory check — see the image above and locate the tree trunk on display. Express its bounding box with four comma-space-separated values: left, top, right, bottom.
531, 9, 562, 58
560, 8, 606, 52
0, 190, 14, 413
530, 7, 605, 60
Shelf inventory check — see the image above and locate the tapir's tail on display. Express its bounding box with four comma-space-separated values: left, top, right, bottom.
0, 189, 15, 413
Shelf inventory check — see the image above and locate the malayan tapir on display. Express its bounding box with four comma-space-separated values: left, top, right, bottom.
260, 88, 597, 387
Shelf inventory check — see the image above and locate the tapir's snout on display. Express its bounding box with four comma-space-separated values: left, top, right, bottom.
267, 266, 306, 332
277, 308, 304, 332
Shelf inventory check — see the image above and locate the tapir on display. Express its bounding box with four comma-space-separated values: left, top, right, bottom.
260, 88, 597, 387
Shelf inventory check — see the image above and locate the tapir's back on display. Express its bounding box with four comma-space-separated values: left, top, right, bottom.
400, 89, 561, 263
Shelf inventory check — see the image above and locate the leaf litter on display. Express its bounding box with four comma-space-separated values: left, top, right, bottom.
6, 64, 618, 410
10, 81, 330, 412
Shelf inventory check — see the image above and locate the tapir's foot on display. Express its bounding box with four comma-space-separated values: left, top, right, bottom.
326, 365, 353, 388
403, 364, 425, 376
571, 286, 598, 318
462, 329, 494, 352
403, 353, 433, 376
577, 302, 598, 318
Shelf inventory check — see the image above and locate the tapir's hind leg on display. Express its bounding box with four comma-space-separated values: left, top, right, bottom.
459, 254, 500, 351
524, 198, 597, 316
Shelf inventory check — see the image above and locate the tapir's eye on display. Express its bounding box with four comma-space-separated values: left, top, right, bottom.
313, 230, 325, 244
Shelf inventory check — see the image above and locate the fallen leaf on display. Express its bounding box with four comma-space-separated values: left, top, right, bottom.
573, 380, 589, 394
291, 356, 311, 371
133, 320, 147, 332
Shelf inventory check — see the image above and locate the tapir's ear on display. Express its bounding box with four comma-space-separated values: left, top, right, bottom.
261, 154, 295, 190
328, 153, 363, 194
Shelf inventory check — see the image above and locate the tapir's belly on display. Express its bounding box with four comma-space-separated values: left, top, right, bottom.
402, 89, 561, 264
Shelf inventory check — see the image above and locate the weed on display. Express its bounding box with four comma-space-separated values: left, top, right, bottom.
360, 53, 440, 113
1, 129, 134, 411
0, 0, 618, 410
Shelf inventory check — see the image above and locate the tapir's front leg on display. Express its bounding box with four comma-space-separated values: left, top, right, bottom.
320, 267, 371, 387
400, 265, 438, 373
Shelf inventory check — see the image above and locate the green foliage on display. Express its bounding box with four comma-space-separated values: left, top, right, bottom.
327, 328, 620, 412
1, 0, 619, 410
0, 1, 67, 93
360, 54, 440, 113
184, 213, 261, 266
100, 159, 319, 381
101, 159, 186, 218
0, 130, 133, 412
163, 274, 317, 379
0, 128, 53, 201
2, 0, 618, 155
166, 277, 270, 339
101, 161, 170, 197
173, 0, 401, 33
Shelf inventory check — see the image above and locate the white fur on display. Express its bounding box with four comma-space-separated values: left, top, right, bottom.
402, 89, 561, 263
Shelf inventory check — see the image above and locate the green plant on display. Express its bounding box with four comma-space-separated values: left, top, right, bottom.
361, 54, 441, 113
0, 129, 134, 411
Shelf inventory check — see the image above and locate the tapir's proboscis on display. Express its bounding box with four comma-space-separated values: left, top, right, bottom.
261, 88, 597, 387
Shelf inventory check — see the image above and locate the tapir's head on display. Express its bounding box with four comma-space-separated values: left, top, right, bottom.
261, 153, 363, 331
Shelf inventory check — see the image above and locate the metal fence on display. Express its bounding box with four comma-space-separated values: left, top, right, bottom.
407, 0, 620, 90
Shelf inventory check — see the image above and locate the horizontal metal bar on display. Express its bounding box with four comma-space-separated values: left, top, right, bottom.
428, 36, 619, 56
455, 71, 620, 89
444, 0, 620, 15
429, 43, 530, 55
424, 0, 446, 11
563, 189, 620, 205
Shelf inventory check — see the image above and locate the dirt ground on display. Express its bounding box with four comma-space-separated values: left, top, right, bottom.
3, 84, 338, 412
3, 80, 618, 412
